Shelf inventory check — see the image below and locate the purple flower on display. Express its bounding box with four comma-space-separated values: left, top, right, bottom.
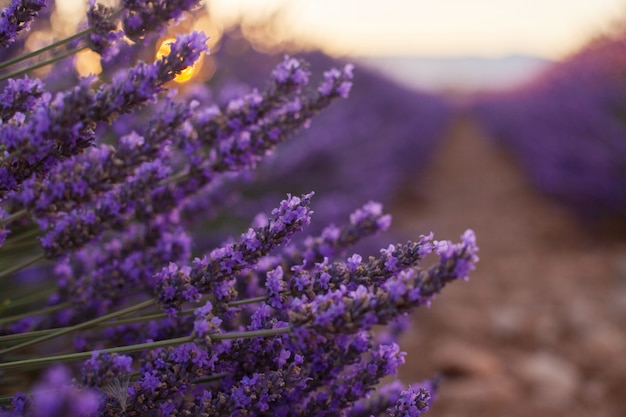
193, 301, 221, 337
297, 201, 393, 269
0, 33, 208, 199
39, 159, 172, 258
272, 55, 310, 88
0, 206, 10, 246
0, 0, 47, 48
86, 1, 123, 60
266, 265, 286, 308
81, 351, 133, 388
46, 213, 192, 325
0, 5, 478, 414
30, 366, 100, 417
386, 381, 437, 417
301, 342, 405, 416
122, 0, 201, 41
288, 230, 477, 334
318, 64, 354, 99
0, 76, 44, 121
155, 193, 314, 314
347, 254, 362, 271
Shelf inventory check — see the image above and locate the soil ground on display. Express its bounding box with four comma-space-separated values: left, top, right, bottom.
392, 114, 626, 417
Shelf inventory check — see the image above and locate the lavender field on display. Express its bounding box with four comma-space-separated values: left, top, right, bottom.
472, 33, 626, 224
1, 1, 626, 416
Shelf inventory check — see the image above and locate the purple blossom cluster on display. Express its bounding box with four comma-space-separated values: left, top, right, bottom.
186, 32, 452, 251
0, 0, 47, 48
0, 2, 478, 416
471, 32, 626, 222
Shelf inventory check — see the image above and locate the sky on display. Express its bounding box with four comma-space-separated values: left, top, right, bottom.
207, 0, 626, 59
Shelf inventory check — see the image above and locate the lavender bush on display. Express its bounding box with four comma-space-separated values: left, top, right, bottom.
471, 31, 626, 222
0, 1, 478, 416
193, 31, 452, 250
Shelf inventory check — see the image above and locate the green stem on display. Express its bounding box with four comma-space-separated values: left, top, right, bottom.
0, 289, 58, 320
0, 327, 54, 343
210, 327, 290, 340
159, 168, 189, 186
0, 253, 45, 281
0, 46, 88, 83
0, 299, 156, 356
0, 238, 39, 253
0, 8, 123, 72
0, 302, 68, 326
0, 336, 191, 371
0, 308, 196, 343
2, 288, 57, 310
194, 372, 229, 383
0, 209, 27, 226
0, 29, 89, 72
2, 227, 41, 244
5, 227, 40, 244
0, 326, 291, 371
227, 295, 268, 306
0, 294, 269, 343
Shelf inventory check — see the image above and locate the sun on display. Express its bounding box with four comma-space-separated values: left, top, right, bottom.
156, 37, 203, 83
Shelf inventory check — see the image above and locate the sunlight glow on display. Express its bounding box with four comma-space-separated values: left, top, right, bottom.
206, 0, 626, 58
156, 38, 203, 83
74, 49, 103, 77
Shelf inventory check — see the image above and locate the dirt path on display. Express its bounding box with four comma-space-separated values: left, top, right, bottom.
392, 114, 626, 417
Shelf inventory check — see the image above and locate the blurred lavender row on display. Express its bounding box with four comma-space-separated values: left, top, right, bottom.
471, 30, 626, 223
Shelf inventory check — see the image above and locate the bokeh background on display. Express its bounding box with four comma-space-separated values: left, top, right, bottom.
11, 0, 626, 415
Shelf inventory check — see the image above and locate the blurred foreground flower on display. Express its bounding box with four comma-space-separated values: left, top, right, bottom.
0, 1, 477, 415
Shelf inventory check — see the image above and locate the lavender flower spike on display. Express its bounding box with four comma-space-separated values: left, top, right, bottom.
319, 64, 354, 98
122, 0, 202, 41
386, 382, 437, 417
86, 1, 123, 60
0, 76, 44, 122
0, 32, 208, 198
0, 0, 47, 48
298, 200, 393, 268
289, 230, 478, 334
155, 193, 314, 314
29, 366, 101, 417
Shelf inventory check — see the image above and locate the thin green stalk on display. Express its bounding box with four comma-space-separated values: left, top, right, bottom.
0, 8, 123, 72
227, 295, 268, 306
0, 296, 268, 343
0, 327, 55, 343
210, 327, 290, 341
0, 326, 291, 371
0, 253, 45, 281
0, 239, 39, 253
0, 46, 88, 83
0, 302, 68, 326
5, 227, 40, 244
0, 308, 196, 343
194, 372, 229, 383
0, 299, 156, 356
0, 30, 89, 72
159, 168, 190, 186
0, 372, 228, 404
0, 209, 27, 226
3, 288, 57, 309
0, 336, 191, 371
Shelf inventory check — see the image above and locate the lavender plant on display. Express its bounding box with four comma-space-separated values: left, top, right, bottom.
0, 1, 478, 416
183, 30, 453, 252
